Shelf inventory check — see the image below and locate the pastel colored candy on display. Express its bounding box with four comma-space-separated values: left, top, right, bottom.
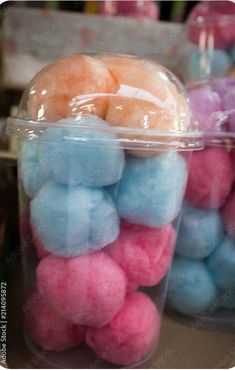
222, 88, 235, 132
186, 147, 234, 208
86, 292, 160, 366
211, 77, 235, 100
27, 54, 117, 120
168, 257, 217, 316
98, 55, 190, 157
189, 49, 232, 79
37, 252, 127, 328
189, 86, 222, 131
114, 152, 187, 227
208, 50, 232, 76
176, 204, 224, 259
25, 291, 84, 351
105, 221, 176, 286
207, 236, 235, 290
223, 189, 235, 240
187, 2, 235, 48
19, 141, 50, 199
31, 181, 119, 257
38, 116, 125, 187
126, 282, 138, 293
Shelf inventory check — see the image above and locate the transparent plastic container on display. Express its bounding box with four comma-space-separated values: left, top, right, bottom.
171, 14, 235, 82
6, 53, 202, 368
167, 77, 235, 332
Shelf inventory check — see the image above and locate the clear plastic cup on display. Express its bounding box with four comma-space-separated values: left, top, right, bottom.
170, 14, 235, 82
167, 77, 235, 332
6, 53, 202, 368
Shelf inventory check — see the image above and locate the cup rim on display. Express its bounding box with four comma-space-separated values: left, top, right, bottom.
6, 116, 204, 152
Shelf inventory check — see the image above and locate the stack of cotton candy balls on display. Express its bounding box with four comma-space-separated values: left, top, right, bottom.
168, 77, 235, 320
18, 53, 190, 366
185, 1, 235, 79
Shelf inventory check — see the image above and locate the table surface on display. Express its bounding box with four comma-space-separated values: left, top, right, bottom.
6, 262, 235, 369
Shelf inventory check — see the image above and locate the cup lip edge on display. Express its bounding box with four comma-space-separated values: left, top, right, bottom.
6, 115, 203, 139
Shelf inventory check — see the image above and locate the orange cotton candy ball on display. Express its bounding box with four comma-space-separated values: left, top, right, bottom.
97, 55, 190, 157
27, 54, 118, 121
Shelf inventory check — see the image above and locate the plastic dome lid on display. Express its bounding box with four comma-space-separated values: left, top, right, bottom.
6, 53, 202, 151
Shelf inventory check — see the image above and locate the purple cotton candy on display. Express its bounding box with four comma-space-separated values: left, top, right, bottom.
189, 86, 222, 131
211, 77, 235, 102
223, 88, 235, 132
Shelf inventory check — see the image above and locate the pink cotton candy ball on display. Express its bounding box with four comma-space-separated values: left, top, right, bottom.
189, 86, 222, 131
37, 252, 127, 328
186, 147, 234, 208
86, 292, 160, 366
223, 190, 235, 240
187, 2, 235, 48
25, 291, 84, 351
105, 221, 176, 287
126, 281, 138, 293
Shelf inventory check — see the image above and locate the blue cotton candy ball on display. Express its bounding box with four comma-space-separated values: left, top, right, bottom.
115, 151, 187, 227
207, 236, 235, 290
210, 50, 232, 76
38, 115, 125, 187
176, 204, 224, 259
19, 141, 51, 199
189, 49, 232, 79
168, 257, 217, 316
30, 181, 119, 257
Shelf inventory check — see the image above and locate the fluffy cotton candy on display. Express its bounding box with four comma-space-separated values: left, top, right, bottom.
27, 54, 118, 120
189, 86, 222, 131
168, 257, 217, 316
113, 152, 187, 227
25, 290, 84, 351
189, 49, 232, 79
106, 221, 176, 286
37, 252, 127, 328
186, 147, 234, 208
86, 292, 160, 366
211, 77, 235, 100
207, 236, 235, 290
176, 204, 224, 259
97, 55, 189, 157
187, 1, 235, 48
30, 181, 119, 257
19, 141, 51, 199
38, 116, 125, 187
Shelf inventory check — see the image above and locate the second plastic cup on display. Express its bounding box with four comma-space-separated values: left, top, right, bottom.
168, 77, 235, 332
